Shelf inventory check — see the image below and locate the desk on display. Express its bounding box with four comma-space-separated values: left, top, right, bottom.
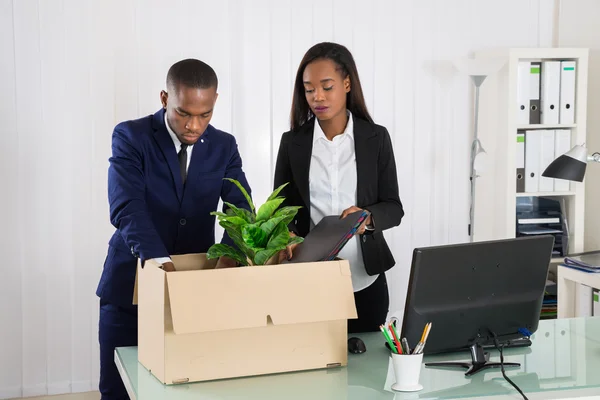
557, 264, 600, 318
115, 317, 600, 400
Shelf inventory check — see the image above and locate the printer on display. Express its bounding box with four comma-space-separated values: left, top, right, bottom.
516, 196, 568, 257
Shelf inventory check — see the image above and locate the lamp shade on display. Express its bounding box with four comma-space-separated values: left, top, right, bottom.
542, 145, 588, 182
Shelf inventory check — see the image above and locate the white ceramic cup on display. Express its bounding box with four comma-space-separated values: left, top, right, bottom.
390, 352, 424, 392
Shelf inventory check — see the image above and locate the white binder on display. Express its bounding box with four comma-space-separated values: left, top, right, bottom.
541, 61, 560, 124
525, 130, 541, 192
516, 62, 530, 125
559, 61, 576, 124
539, 130, 556, 192
554, 130, 571, 191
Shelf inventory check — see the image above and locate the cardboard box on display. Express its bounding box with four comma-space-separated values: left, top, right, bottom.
133, 254, 357, 384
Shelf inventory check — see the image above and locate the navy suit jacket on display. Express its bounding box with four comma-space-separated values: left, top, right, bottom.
96, 109, 252, 307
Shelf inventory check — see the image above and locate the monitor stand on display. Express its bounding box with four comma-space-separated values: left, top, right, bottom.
425, 343, 520, 376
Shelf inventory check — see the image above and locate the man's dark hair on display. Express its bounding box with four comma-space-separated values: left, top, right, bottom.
166, 58, 218, 92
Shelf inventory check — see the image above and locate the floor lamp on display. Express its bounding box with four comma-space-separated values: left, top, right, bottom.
452, 57, 506, 242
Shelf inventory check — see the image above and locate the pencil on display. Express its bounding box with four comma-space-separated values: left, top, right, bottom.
419, 322, 429, 342
415, 322, 432, 354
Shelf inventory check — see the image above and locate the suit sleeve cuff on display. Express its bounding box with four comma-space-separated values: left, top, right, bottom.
149, 257, 172, 265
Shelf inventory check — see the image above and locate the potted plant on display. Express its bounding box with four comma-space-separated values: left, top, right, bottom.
207, 178, 304, 266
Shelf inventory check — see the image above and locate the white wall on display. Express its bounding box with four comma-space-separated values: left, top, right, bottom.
556, 0, 600, 252
0, 0, 555, 397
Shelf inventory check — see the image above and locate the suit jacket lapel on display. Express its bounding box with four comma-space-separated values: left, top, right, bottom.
290, 119, 315, 211
353, 116, 378, 207
152, 109, 184, 201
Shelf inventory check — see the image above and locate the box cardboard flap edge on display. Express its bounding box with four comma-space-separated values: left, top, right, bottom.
132, 254, 216, 305
134, 255, 357, 335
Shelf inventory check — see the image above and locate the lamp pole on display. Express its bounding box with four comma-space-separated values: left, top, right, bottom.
452, 56, 505, 242
469, 75, 487, 242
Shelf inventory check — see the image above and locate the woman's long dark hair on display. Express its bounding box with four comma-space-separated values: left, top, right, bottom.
290, 42, 374, 130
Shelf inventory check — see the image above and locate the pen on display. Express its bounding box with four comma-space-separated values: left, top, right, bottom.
388, 323, 403, 354
402, 337, 411, 354
380, 325, 398, 354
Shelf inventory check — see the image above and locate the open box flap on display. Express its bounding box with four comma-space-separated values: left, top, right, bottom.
166, 259, 357, 335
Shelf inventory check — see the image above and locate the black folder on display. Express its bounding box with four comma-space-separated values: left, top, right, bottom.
283, 210, 370, 263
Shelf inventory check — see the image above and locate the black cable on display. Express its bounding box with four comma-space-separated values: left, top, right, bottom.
491, 332, 529, 400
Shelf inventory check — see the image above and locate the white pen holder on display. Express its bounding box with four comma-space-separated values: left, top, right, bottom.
390, 352, 424, 392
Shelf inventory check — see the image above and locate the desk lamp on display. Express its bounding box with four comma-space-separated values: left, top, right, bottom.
542, 144, 600, 181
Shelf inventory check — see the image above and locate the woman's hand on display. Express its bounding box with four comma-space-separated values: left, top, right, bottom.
278, 231, 301, 263
215, 255, 239, 269
340, 206, 372, 235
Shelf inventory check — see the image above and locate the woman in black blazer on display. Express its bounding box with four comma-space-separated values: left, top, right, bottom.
274, 42, 404, 333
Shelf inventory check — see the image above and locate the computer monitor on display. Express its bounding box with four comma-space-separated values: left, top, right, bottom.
400, 235, 554, 376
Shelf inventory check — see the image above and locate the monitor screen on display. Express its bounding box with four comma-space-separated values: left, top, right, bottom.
401, 235, 554, 356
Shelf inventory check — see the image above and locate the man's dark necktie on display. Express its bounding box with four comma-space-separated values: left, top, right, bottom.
178, 143, 188, 184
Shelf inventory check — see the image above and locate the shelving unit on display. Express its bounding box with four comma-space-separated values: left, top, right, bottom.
471, 48, 589, 256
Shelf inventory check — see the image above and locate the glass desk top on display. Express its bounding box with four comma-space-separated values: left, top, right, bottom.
115, 317, 600, 400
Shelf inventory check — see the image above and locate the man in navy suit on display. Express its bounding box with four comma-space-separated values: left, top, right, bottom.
96, 59, 251, 399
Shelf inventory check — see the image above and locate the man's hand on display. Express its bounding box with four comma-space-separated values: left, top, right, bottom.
215, 255, 239, 269
161, 261, 176, 272
278, 231, 300, 263
340, 206, 372, 235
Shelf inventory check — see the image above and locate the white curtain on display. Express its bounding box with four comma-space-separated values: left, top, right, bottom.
0, 0, 555, 397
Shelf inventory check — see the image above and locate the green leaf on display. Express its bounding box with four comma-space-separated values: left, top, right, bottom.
267, 221, 291, 250
267, 182, 289, 201
259, 215, 289, 237
211, 211, 229, 218
288, 236, 304, 246
220, 220, 242, 235
224, 178, 254, 213
223, 201, 255, 223
256, 197, 286, 221
224, 216, 247, 226
254, 248, 280, 265
220, 222, 255, 259
273, 205, 302, 219
242, 224, 268, 249
212, 212, 247, 227
206, 243, 248, 266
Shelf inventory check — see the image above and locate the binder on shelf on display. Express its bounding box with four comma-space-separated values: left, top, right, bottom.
517, 62, 531, 125
524, 130, 541, 192
529, 61, 541, 124
541, 61, 560, 124
554, 130, 571, 191
559, 61, 576, 124
539, 130, 556, 192
516, 132, 525, 193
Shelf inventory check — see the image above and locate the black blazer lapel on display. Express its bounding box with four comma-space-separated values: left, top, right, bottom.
152, 110, 184, 201
289, 119, 315, 211
353, 116, 378, 207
